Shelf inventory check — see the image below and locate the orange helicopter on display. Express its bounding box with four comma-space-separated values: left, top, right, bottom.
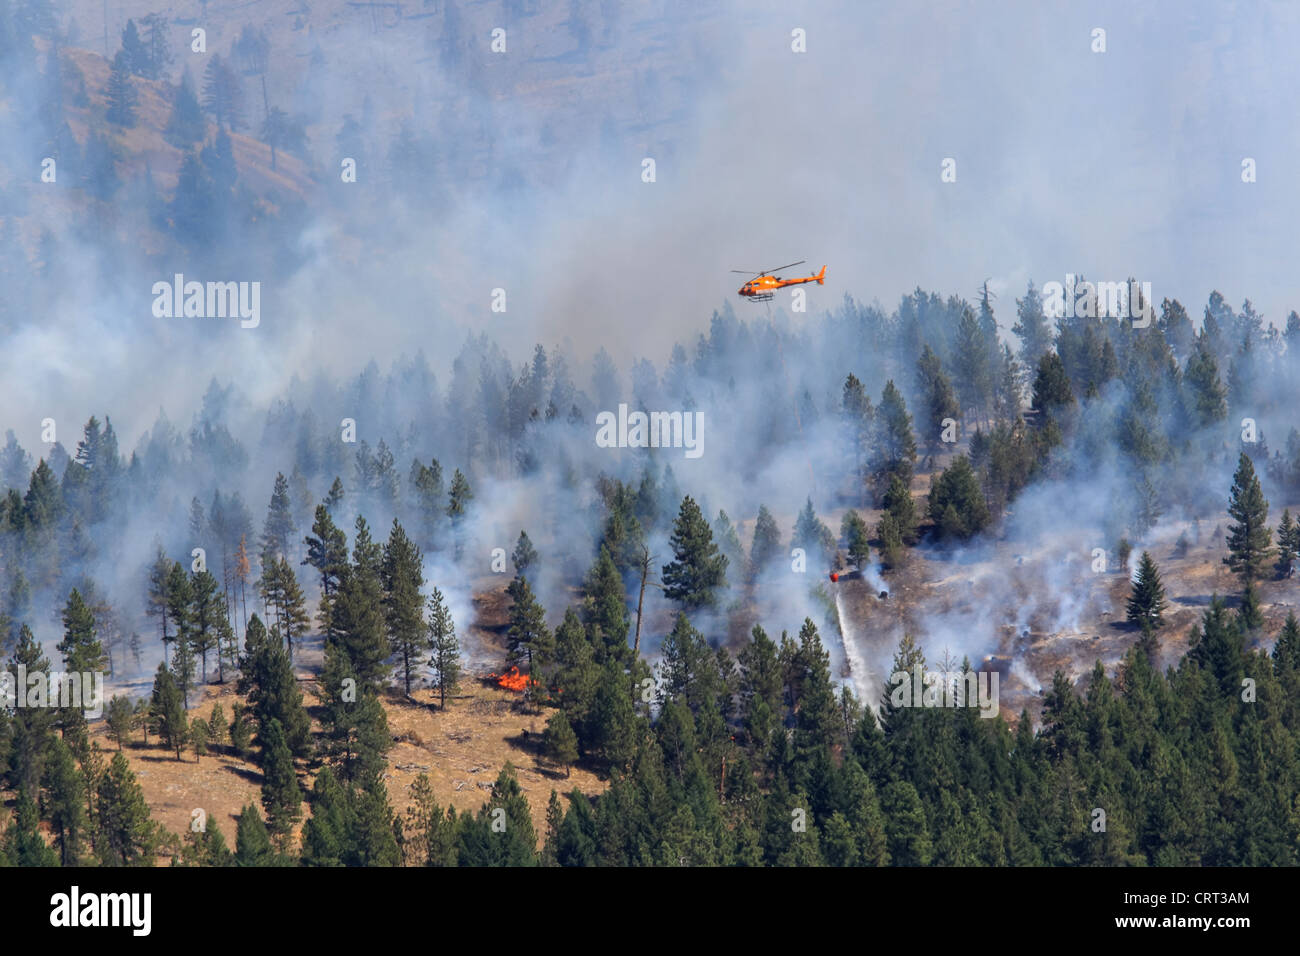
732, 260, 827, 302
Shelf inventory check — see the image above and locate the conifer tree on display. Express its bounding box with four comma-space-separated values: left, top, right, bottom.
927, 455, 990, 540
790, 498, 835, 569
208, 703, 228, 754
1275, 508, 1297, 578
1, 793, 59, 866
446, 468, 473, 556
662, 495, 728, 608
58, 587, 106, 675
427, 587, 460, 709
188, 569, 222, 684
96, 752, 159, 865
329, 517, 390, 691
105, 694, 134, 750
234, 802, 274, 866
512, 530, 538, 576
1013, 281, 1053, 372
190, 717, 210, 761
749, 504, 783, 578
876, 513, 904, 568
506, 573, 553, 677
544, 710, 579, 777
382, 519, 426, 696
262, 472, 296, 560
841, 510, 870, 568
149, 662, 188, 760
304, 504, 347, 638
872, 380, 917, 498
105, 51, 137, 126
841, 373, 874, 503
260, 718, 302, 850
882, 473, 918, 544
1126, 551, 1168, 630
1224, 453, 1272, 585
581, 546, 629, 663
43, 735, 87, 865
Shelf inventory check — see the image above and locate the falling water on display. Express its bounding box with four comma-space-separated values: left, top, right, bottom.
833, 588, 875, 707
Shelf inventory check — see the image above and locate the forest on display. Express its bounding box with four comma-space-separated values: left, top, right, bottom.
3, 2, 1300, 867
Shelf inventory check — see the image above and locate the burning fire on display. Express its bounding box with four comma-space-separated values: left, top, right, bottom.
488, 666, 530, 692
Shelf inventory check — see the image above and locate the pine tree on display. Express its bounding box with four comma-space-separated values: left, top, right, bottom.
96, 752, 160, 865
790, 497, 835, 569
915, 344, 960, 458
543, 710, 579, 777
877, 513, 904, 568
43, 735, 87, 865
239, 614, 312, 760
872, 380, 917, 497
927, 455, 990, 540
582, 546, 629, 663
506, 574, 553, 679
190, 717, 210, 761
446, 468, 473, 557
324, 476, 345, 512
382, 519, 426, 696
304, 504, 347, 639
512, 530, 538, 576
229, 703, 252, 760
1275, 508, 1297, 578
149, 662, 188, 760
262, 472, 296, 561
105, 51, 137, 126
1273, 612, 1300, 675
188, 569, 222, 684
1224, 453, 1272, 585
427, 587, 460, 709
208, 703, 228, 754
120, 19, 149, 74
841, 510, 870, 568
1013, 281, 1054, 372
201, 54, 244, 130
882, 473, 918, 544
1030, 351, 1074, 424
328, 517, 390, 691
749, 504, 783, 578
57, 587, 106, 675
841, 373, 874, 502
259, 718, 302, 850
105, 694, 134, 750
234, 802, 275, 866
275, 558, 310, 661
1239, 581, 1264, 634
1126, 551, 1168, 630
662, 495, 728, 608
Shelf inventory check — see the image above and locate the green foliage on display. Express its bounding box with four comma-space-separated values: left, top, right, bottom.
662, 495, 728, 608
926, 455, 990, 541
1224, 453, 1272, 585
427, 587, 461, 709
149, 661, 188, 760
1126, 551, 1168, 630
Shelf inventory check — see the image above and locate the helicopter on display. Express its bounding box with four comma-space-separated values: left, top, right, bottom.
732, 260, 826, 302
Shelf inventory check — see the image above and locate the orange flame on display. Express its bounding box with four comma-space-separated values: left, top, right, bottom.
488, 666, 530, 692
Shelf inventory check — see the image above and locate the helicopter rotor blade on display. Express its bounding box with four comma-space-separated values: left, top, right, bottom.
730, 270, 761, 275
760, 259, 805, 276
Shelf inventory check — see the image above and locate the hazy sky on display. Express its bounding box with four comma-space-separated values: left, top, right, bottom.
5, 0, 1300, 451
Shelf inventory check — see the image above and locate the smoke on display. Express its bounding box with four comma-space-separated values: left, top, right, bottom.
3, 1, 1300, 703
